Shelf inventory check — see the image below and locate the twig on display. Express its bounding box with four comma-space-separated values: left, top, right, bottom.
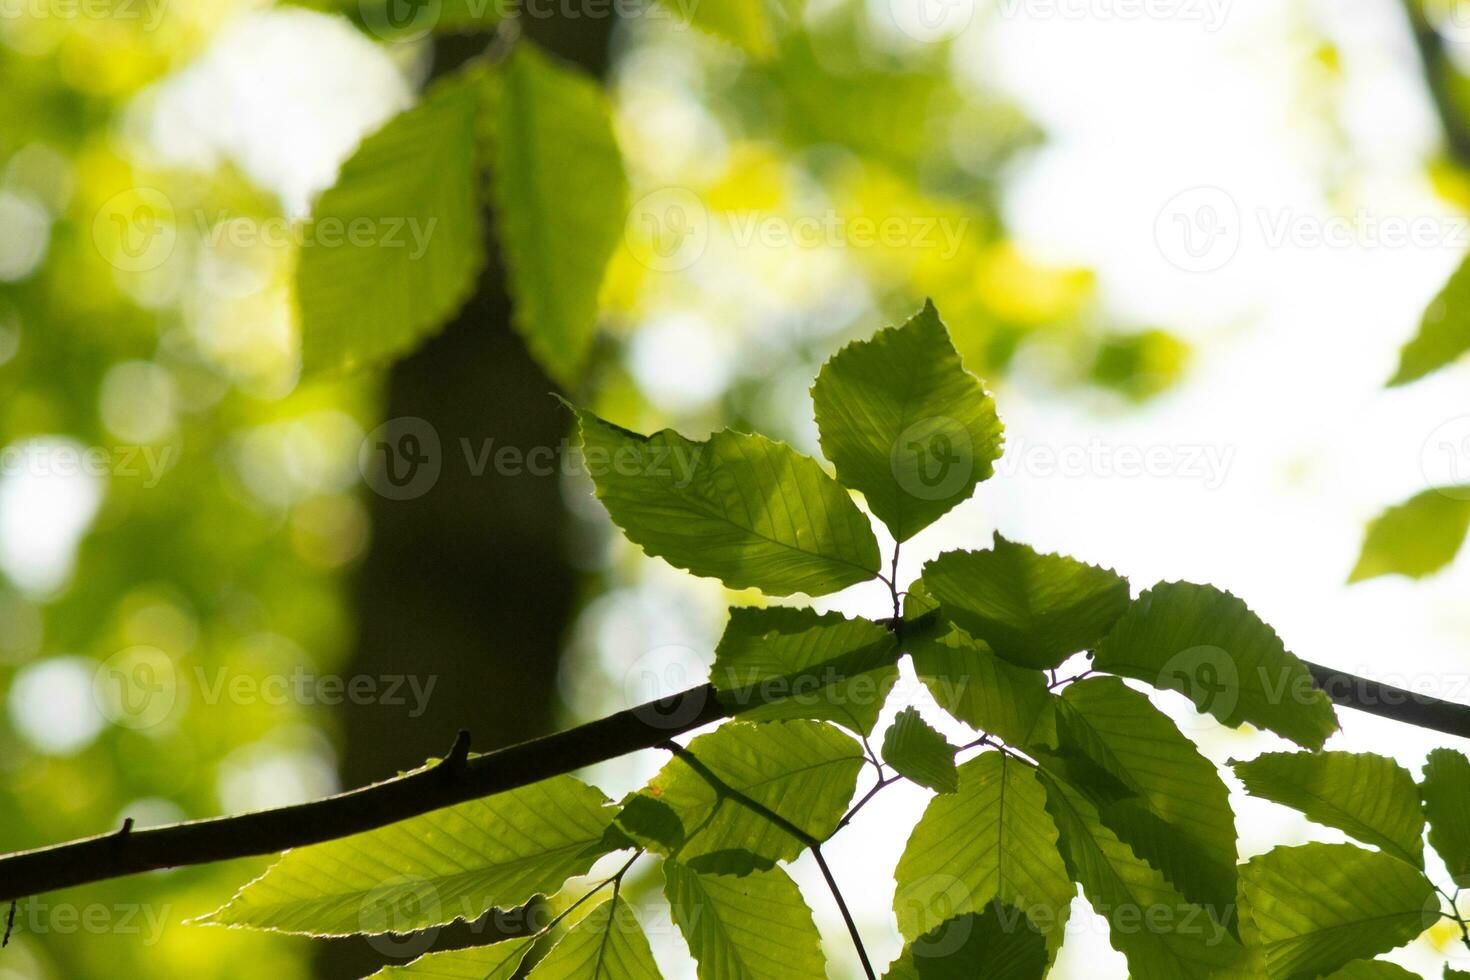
835, 774, 900, 832
811, 845, 877, 980
3, 900, 14, 947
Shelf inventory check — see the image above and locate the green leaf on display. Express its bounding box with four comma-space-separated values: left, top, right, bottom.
574, 407, 881, 597
527, 897, 662, 980
882, 707, 960, 793
1039, 677, 1237, 917
881, 903, 1049, 980
1350, 489, 1470, 582
923, 535, 1130, 670
1240, 843, 1437, 980
1421, 748, 1470, 883
1232, 751, 1424, 867
1390, 252, 1470, 385
811, 300, 1004, 542
893, 752, 1073, 947
368, 936, 536, 978
1039, 773, 1247, 979
297, 70, 486, 375
1446, 966, 1470, 979
1091, 581, 1338, 749
664, 861, 826, 980
623, 720, 863, 868
902, 585, 1054, 749
712, 606, 897, 735
198, 775, 618, 935
486, 43, 627, 386
1322, 962, 1422, 980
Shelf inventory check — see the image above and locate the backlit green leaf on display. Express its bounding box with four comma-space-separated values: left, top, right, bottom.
1040, 677, 1237, 917
574, 407, 881, 596
198, 775, 618, 935
623, 720, 863, 868
1350, 489, 1470, 582
902, 585, 1053, 748
664, 862, 826, 980
1390, 252, 1470, 385
811, 300, 1003, 542
368, 936, 536, 978
487, 44, 627, 386
1039, 773, 1246, 979
893, 752, 1073, 946
528, 897, 662, 980
882, 707, 959, 794
1233, 751, 1424, 866
881, 903, 1049, 980
1421, 748, 1470, 883
1239, 843, 1437, 980
712, 606, 897, 735
1092, 582, 1338, 749
298, 70, 486, 375
652, 0, 788, 56
923, 535, 1130, 670
1322, 962, 1422, 979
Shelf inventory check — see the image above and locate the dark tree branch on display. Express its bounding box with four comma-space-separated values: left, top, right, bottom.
1, 618, 1468, 903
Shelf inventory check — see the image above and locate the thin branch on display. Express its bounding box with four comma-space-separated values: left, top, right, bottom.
811, 845, 877, 980
1, 609, 1468, 901
835, 774, 900, 832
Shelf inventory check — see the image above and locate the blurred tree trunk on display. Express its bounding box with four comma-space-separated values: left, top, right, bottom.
314, 20, 615, 980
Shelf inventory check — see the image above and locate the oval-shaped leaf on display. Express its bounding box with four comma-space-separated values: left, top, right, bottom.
574, 407, 881, 597
882, 707, 960, 794
1042, 677, 1237, 917
812, 300, 1004, 542
1351, 489, 1470, 582
368, 935, 536, 978
1239, 843, 1438, 980
1091, 582, 1338, 749
198, 775, 618, 936
664, 861, 826, 980
1233, 751, 1424, 867
1421, 748, 1470, 883
923, 535, 1130, 670
1039, 773, 1246, 979
894, 752, 1073, 947
487, 44, 627, 386
1390, 252, 1470, 386
298, 69, 486, 375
